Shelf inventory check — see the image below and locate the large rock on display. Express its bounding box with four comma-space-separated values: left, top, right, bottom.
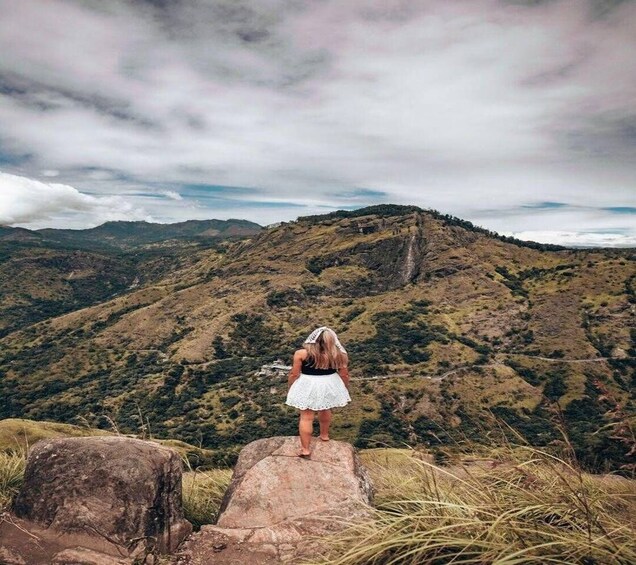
217, 436, 373, 528
8, 436, 191, 561
177, 436, 373, 564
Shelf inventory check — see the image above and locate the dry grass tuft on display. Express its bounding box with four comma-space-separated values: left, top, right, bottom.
181, 457, 232, 529
0, 447, 26, 509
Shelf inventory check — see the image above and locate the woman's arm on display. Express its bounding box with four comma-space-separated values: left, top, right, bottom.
287, 350, 304, 390
338, 365, 350, 389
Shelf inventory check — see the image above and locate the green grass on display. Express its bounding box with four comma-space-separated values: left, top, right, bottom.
0, 418, 222, 469
0, 418, 111, 451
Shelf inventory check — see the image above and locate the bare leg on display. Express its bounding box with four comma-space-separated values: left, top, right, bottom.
298, 409, 314, 455
318, 409, 332, 441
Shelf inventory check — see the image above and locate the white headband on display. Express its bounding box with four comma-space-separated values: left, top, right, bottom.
304, 326, 347, 353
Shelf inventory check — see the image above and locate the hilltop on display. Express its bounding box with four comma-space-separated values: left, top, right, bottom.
0, 205, 634, 472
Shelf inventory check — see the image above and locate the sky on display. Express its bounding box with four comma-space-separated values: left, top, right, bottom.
0, 0, 635, 247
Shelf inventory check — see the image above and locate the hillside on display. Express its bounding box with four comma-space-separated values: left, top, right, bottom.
0, 219, 262, 336
0, 205, 634, 472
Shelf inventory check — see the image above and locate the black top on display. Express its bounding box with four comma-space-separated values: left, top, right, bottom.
301, 357, 337, 375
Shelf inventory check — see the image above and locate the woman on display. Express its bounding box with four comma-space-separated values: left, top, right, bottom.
285, 326, 351, 458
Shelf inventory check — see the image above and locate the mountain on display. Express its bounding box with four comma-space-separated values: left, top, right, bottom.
1, 205, 634, 472
0, 226, 44, 243
0, 219, 262, 337
36, 218, 262, 250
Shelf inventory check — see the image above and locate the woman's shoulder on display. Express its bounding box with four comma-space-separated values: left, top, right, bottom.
293, 349, 308, 360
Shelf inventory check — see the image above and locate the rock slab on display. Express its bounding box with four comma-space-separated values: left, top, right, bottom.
217, 435, 373, 528
10, 436, 191, 559
177, 436, 374, 564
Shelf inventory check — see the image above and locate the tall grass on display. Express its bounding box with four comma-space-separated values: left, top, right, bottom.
1, 423, 633, 563
311, 446, 636, 565
181, 457, 232, 529
0, 447, 26, 509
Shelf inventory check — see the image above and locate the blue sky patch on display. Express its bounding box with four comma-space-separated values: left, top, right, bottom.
521, 201, 568, 209
602, 206, 636, 214
0, 145, 32, 166
338, 188, 388, 199
124, 191, 168, 199
238, 200, 306, 208
179, 183, 259, 198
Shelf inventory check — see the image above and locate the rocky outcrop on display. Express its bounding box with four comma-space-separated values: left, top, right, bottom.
2, 436, 191, 564
176, 436, 374, 564
217, 436, 373, 527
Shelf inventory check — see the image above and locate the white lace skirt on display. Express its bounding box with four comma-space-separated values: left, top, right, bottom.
285, 372, 351, 411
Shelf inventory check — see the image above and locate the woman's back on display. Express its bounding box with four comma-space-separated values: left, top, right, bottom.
286, 326, 352, 457
301, 356, 337, 375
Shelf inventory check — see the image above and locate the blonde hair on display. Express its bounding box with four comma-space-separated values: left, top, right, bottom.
303, 329, 348, 369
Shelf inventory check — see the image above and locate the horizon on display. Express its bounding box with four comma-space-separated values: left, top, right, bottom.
4, 202, 635, 249
1, 1, 635, 247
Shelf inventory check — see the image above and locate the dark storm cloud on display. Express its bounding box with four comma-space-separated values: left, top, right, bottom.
0, 0, 634, 245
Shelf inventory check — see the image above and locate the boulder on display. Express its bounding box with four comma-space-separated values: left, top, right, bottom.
177, 436, 373, 564
217, 435, 373, 528
9, 436, 191, 560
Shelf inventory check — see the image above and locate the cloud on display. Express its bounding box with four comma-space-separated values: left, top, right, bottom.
475, 203, 636, 246
0, 171, 151, 228
161, 190, 183, 201
0, 0, 634, 245
501, 230, 636, 248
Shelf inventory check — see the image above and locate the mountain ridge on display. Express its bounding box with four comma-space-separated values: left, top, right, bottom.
4, 204, 634, 250
35, 217, 263, 250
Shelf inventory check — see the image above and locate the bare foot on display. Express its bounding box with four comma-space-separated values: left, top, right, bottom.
298, 450, 311, 458
319, 435, 330, 441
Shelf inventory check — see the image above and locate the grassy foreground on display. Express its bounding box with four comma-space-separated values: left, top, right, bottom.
311, 447, 636, 565
1, 427, 634, 564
